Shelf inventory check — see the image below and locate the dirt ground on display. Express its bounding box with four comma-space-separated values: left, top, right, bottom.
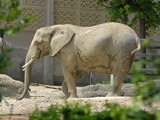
0, 83, 159, 120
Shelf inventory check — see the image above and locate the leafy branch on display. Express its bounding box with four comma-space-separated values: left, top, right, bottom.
97, 0, 160, 35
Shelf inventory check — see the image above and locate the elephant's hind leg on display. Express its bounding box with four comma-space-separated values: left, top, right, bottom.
107, 54, 135, 96
107, 73, 126, 96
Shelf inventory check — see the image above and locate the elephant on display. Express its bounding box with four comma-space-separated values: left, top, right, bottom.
17, 22, 141, 100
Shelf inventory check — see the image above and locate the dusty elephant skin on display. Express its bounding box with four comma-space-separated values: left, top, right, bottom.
17, 22, 141, 100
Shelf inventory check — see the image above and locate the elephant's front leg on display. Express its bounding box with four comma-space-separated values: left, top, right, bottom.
62, 81, 69, 98
62, 70, 84, 98
64, 73, 78, 99
62, 67, 78, 99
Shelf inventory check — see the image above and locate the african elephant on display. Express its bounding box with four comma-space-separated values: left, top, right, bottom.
17, 22, 141, 100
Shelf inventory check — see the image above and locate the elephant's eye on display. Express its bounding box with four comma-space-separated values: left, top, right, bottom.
49, 33, 54, 40
36, 31, 41, 36
60, 31, 64, 34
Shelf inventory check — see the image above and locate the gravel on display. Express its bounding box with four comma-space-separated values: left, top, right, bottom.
0, 82, 159, 120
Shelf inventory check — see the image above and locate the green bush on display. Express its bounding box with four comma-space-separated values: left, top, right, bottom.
0, 0, 33, 36
0, 47, 12, 73
131, 40, 160, 106
97, 0, 160, 35
0, 0, 33, 73
30, 102, 160, 120
0, 0, 33, 72
30, 103, 94, 120
0, 0, 33, 101
96, 103, 156, 120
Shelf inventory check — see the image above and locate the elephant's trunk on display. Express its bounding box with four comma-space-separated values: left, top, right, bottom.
17, 56, 36, 100
17, 42, 40, 100
17, 66, 31, 100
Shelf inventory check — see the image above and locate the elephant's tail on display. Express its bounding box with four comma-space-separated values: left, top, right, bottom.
131, 37, 141, 55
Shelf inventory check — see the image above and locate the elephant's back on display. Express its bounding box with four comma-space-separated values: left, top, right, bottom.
68, 22, 137, 38
73, 22, 138, 72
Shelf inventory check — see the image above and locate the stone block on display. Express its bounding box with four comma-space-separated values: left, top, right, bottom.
0, 74, 30, 98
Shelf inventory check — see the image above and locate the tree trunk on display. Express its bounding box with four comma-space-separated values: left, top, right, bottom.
139, 19, 146, 68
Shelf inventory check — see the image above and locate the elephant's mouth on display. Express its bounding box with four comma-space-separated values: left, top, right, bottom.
38, 51, 42, 59
38, 50, 49, 59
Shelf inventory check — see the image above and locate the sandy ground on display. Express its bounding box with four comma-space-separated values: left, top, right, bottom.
0, 83, 159, 120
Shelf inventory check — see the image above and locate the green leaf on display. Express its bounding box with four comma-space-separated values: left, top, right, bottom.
0, 0, 33, 72
97, 0, 160, 35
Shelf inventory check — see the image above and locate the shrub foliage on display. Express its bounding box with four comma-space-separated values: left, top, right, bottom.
97, 0, 160, 35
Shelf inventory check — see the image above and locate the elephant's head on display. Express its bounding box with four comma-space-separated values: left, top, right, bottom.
17, 25, 74, 100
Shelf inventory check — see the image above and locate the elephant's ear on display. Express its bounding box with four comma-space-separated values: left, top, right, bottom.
49, 26, 74, 57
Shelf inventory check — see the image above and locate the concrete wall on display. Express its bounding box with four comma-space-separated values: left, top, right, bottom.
4, 0, 160, 86
5, 31, 45, 84
3, 0, 111, 86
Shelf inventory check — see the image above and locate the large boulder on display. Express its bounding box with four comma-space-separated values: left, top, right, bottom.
78, 83, 135, 98
0, 74, 30, 98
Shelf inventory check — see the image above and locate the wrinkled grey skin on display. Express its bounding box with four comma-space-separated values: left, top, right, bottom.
17, 22, 141, 100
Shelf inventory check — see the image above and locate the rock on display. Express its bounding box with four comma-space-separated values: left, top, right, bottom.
0, 74, 30, 98
78, 84, 111, 98
78, 83, 135, 98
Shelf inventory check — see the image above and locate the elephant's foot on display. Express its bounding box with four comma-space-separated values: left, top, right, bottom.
106, 92, 119, 97
67, 96, 79, 100
65, 92, 78, 100
106, 91, 123, 97
64, 94, 70, 99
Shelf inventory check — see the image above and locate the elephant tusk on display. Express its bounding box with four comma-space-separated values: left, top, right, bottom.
22, 59, 35, 68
